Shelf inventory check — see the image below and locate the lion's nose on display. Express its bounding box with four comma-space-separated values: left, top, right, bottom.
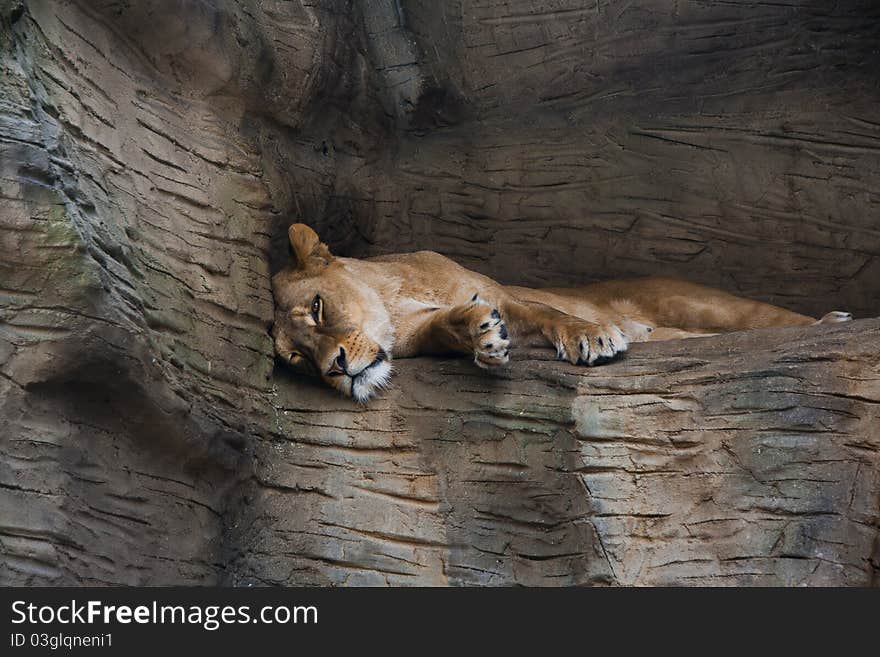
327, 347, 348, 376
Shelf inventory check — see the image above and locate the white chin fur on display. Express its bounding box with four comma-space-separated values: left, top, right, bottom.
350, 360, 393, 403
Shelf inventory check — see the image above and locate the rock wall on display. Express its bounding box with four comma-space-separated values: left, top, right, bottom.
348, 0, 880, 320
1, 0, 878, 585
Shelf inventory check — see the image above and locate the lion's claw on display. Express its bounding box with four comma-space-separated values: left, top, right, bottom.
553, 320, 626, 366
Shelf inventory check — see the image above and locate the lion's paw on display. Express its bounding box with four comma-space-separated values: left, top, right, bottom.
464, 294, 510, 369
817, 311, 853, 324
552, 320, 627, 366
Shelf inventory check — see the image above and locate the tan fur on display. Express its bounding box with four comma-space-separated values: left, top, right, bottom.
272, 224, 852, 401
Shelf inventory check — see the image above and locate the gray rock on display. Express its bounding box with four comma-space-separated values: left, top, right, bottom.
1, 0, 877, 586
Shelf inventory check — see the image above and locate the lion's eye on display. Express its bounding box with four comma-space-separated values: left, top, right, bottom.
310, 295, 323, 324
289, 351, 303, 364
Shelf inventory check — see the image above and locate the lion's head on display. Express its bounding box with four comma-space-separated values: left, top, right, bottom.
271, 224, 393, 402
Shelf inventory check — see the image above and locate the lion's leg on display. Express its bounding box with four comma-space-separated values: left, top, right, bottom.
646, 295, 855, 333
396, 295, 511, 368
588, 278, 851, 333
645, 310, 852, 341
654, 294, 814, 332
647, 327, 715, 341
500, 298, 631, 365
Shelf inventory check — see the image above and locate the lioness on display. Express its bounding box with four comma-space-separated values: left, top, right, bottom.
272, 223, 852, 402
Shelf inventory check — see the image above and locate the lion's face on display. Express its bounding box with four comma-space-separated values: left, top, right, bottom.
271, 224, 393, 402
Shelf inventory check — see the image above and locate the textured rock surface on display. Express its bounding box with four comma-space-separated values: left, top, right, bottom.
1, 0, 878, 585
232, 320, 880, 586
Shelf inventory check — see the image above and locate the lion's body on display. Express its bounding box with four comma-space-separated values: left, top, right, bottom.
272, 224, 852, 401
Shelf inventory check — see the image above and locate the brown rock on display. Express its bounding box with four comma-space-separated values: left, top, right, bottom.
1, 0, 877, 585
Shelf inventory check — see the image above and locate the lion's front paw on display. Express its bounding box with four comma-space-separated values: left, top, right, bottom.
552, 320, 627, 366
463, 294, 510, 369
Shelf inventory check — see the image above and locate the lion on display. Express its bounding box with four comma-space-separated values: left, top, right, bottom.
271, 223, 852, 402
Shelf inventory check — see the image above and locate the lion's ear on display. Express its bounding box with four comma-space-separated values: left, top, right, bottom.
288, 223, 333, 269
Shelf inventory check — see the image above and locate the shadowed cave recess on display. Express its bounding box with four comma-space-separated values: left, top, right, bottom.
1, 0, 879, 586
